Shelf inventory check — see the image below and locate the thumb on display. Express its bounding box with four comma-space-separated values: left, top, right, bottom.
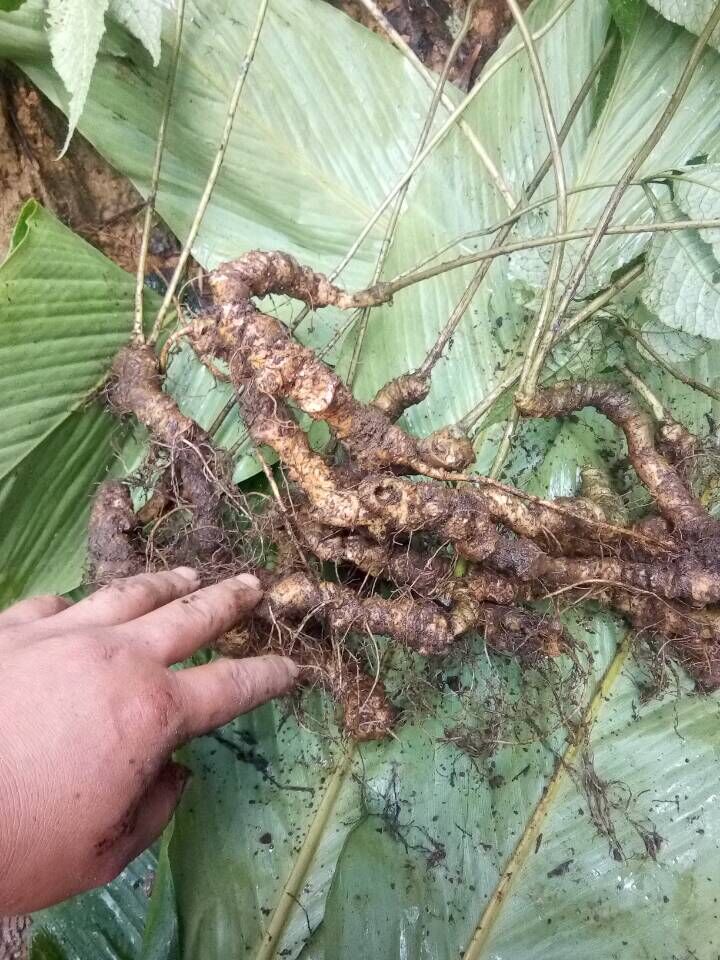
122, 761, 191, 863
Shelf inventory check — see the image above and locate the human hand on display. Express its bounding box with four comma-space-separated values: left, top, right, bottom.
0, 568, 297, 914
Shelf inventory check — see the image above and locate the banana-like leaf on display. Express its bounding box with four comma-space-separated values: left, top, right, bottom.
0, 201, 134, 481
30, 851, 156, 960
0, 203, 147, 606
4, 0, 720, 957
0, 402, 125, 606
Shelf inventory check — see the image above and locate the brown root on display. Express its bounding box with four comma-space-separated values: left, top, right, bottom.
213, 299, 475, 474
110, 343, 229, 557
373, 372, 431, 420
91, 249, 720, 736
517, 382, 713, 535
87, 480, 143, 583
209, 249, 383, 310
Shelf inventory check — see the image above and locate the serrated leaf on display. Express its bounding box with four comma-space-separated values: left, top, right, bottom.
642, 200, 720, 338
109, 0, 162, 64
673, 163, 720, 260
647, 0, 720, 52
47, 0, 111, 153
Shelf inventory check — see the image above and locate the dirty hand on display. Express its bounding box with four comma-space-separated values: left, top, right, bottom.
0, 569, 298, 914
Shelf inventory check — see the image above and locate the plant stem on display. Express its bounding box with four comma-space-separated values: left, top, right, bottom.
459, 261, 644, 433
345, 0, 479, 388
367, 215, 720, 300
415, 32, 614, 379
354, 0, 518, 210
149, 0, 270, 345
132, 0, 186, 344
318, 0, 576, 290
530, 0, 720, 387
622, 323, 720, 403
488, 0, 569, 477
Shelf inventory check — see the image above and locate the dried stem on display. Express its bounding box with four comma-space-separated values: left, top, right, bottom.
536, 1, 720, 374
489, 0, 569, 476
345, 0, 479, 387
149, 0, 270, 344
132, 0, 186, 343
415, 32, 614, 380
460, 262, 644, 433
353, 0, 517, 209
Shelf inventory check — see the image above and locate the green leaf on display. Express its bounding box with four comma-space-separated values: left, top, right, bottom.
0, 201, 136, 481
0, 404, 124, 606
4, 0, 720, 956
31, 851, 156, 960
108, 0, 162, 65
673, 163, 720, 260
647, 0, 720, 51
47, 0, 111, 153
642, 200, 720, 338
0, 0, 28, 11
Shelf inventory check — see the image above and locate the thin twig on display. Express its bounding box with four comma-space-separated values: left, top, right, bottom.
132, 0, 186, 343
354, 0, 517, 209
302, 0, 576, 307
459, 261, 644, 432
416, 31, 613, 379
487, 0, 568, 477
533, 0, 720, 384
149, 0, 270, 344
345, 0, 480, 387
622, 323, 720, 403
619, 364, 666, 421
365, 215, 720, 300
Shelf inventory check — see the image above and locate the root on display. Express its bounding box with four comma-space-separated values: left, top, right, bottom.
263, 572, 452, 655
373, 372, 431, 420
91, 248, 720, 738
517, 382, 713, 535
110, 343, 228, 556
211, 298, 475, 473
87, 480, 143, 583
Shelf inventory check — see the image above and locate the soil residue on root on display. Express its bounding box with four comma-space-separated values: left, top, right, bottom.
88, 249, 720, 739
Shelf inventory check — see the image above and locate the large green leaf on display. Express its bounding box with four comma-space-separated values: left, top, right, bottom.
31, 851, 156, 960
4, 0, 720, 956
0, 403, 124, 606
0, 201, 135, 481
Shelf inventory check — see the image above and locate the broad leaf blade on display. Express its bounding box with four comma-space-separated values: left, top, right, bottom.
0, 201, 135, 480
642, 200, 720, 338
31, 851, 156, 960
0, 404, 123, 606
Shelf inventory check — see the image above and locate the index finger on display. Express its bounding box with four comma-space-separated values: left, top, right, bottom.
116, 574, 263, 664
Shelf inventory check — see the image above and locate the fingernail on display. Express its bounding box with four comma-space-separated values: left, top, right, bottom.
235, 573, 262, 591
173, 566, 201, 583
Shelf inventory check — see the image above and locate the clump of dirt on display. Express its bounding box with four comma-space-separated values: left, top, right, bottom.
87, 249, 720, 740
0, 70, 181, 276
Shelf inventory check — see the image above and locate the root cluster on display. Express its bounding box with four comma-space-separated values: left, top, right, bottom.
88, 250, 720, 740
